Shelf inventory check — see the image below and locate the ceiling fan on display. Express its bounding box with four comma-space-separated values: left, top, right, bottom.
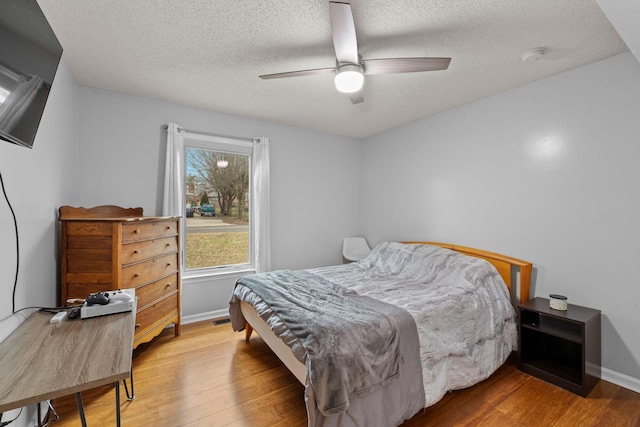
259, 1, 451, 104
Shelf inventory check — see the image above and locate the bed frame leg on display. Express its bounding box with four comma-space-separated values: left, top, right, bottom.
245, 322, 253, 342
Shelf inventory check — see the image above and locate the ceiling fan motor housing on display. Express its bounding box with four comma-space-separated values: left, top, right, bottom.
335, 63, 364, 93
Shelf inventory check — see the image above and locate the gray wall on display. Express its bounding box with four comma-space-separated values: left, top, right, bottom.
0, 62, 80, 426
75, 88, 363, 320
361, 52, 640, 389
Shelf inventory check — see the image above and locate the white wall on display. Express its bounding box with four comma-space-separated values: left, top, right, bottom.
597, 0, 640, 66
0, 62, 80, 426
75, 88, 362, 319
361, 52, 640, 389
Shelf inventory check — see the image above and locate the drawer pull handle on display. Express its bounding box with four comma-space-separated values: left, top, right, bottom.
135, 323, 141, 329
165, 283, 171, 288
134, 229, 140, 234
166, 262, 172, 267
134, 273, 140, 278
133, 250, 139, 254
165, 243, 171, 247
166, 226, 171, 230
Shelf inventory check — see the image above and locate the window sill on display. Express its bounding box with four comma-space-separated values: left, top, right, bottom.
183, 265, 256, 281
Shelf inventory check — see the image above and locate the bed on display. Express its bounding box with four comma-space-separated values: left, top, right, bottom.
229, 242, 532, 426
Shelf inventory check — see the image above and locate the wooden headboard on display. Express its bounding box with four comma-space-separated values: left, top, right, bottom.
402, 242, 532, 303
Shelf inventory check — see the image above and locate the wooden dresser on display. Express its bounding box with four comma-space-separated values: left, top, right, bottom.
59, 205, 181, 348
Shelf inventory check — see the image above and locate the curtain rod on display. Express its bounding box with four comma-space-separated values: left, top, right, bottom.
162, 124, 257, 143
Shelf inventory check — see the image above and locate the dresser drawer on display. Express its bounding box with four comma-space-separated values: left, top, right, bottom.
135, 294, 178, 338
122, 236, 178, 265
65, 222, 113, 237
65, 281, 112, 301
136, 274, 179, 309
122, 220, 178, 243
121, 253, 178, 287
65, 248, 112, 273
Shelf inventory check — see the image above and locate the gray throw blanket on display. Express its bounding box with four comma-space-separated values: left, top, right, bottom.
236, 270, 403, 415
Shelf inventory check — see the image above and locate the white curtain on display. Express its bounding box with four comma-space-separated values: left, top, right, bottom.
162, 123, 184, 217
252, 137, 271, 273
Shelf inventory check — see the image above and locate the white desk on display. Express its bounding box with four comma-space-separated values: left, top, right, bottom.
0, 308, 135, 426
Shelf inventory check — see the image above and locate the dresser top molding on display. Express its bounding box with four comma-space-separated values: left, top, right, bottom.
59, 205, 179, 221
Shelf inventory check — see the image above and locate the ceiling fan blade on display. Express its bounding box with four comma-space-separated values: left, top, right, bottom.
329, 1, 359, 64
259, 67, 336, 80
348, 88, 364, 104
363, 57, 451, 75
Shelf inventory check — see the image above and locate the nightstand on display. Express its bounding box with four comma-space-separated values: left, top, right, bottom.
518, 297, 601, 397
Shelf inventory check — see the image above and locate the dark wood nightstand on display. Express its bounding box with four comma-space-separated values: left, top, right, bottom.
518, 297, 601, 397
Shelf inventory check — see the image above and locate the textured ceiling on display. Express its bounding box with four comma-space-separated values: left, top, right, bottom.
36, 0, 628, 139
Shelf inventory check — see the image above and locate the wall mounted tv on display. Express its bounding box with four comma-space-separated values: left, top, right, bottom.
0, 0, 63, 149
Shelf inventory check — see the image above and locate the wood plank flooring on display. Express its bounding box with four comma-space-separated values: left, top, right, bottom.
49, 320, 640, 426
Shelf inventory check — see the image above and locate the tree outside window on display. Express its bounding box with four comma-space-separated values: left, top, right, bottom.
184, 148, 250, 270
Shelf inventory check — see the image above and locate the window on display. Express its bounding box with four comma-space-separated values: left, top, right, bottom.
0, 63, 20, 104
0, 63, 44, 128
162, 124, 270, 275
185, 147, 250, 270
0, 87, 9, 104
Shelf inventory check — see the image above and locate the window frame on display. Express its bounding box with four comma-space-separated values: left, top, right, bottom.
182, 135, 255, 279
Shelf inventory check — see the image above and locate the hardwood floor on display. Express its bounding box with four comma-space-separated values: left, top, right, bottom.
49, 320, 640, 426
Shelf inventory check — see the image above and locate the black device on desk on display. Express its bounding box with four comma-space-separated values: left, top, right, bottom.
86, 292, 110, 305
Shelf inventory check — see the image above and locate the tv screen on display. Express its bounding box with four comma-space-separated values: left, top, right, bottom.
0, 0, 63, 149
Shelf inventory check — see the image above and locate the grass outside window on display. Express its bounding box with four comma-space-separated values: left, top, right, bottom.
185, 231, 249, 269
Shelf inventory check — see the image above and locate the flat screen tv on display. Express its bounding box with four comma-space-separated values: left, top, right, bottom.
0, 0, 63, 149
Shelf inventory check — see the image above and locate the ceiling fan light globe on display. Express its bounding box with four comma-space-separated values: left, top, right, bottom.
335, 65, 364, 93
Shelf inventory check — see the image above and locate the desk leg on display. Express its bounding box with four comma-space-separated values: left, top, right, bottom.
37, 401, 60, 427
75, 392, 87, 427
122, 369, 135, 400
115, 381, 121, 427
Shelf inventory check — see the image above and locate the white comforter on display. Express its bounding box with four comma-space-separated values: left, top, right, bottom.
309, 242, 518, 407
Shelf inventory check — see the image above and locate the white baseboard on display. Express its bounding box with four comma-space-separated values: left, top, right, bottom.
181, 308, 229, 325
602, 367, 640, 393
0, 311, 30, 343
